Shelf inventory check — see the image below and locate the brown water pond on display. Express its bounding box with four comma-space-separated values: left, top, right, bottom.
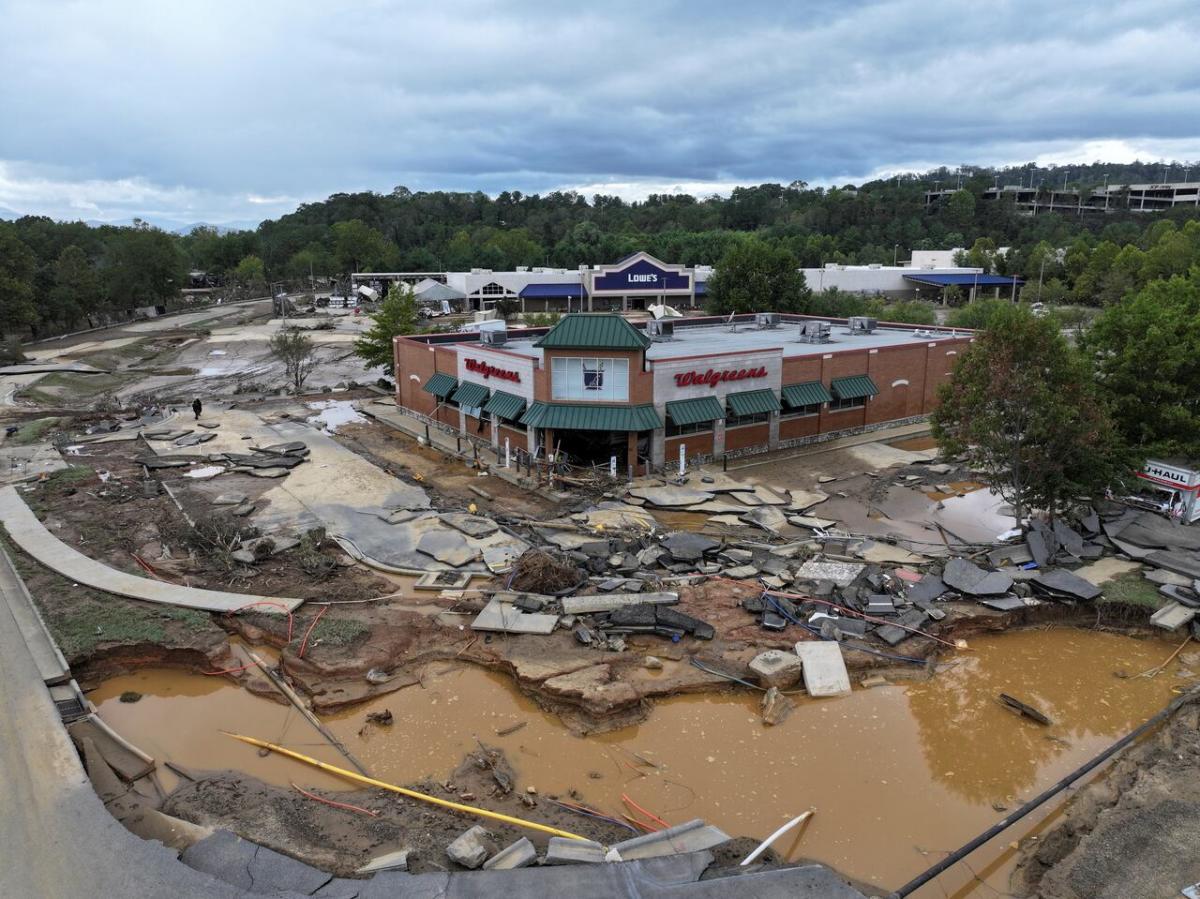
91, 628, 1189, 897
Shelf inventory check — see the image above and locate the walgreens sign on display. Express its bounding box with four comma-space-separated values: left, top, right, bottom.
674, 366, 768, 388
465, 358, 520, 383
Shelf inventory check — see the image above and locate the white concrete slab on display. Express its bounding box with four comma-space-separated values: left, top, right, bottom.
794, 641, 852, 697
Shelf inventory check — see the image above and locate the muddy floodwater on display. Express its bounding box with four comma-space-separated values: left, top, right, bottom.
91, 629, 1187, 896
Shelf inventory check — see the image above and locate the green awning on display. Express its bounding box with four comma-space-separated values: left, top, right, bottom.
726, 388, 781, 417
483, 390, 527, 421
781, 381, 833, 408
665, 396, 725, 427
451, 381, 489, 408
422, 372, 458, 398
521, 402, 662, 432
830, 375, 879, 400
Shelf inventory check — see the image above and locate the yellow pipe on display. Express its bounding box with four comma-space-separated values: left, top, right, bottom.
222, 731, 588, 841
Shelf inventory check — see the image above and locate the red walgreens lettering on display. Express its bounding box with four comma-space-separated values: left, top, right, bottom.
673, 366, 767, 388
465, 359, 520, 382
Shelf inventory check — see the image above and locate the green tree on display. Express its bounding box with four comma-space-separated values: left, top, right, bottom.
932, 304, 1127, 524
706, 239, 809, 314
945, 189, 977, 232
353, 283, 418, 370
331, 219, 391, 275
269, 329, 319, 392
99, 224, 185, 310
1085, 274, 1200, 458
233, 255, 267, 292
49, 245, 99, 328
0, 226, 38, 337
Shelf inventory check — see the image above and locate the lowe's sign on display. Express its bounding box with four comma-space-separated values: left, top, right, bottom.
593, 259, 691, 294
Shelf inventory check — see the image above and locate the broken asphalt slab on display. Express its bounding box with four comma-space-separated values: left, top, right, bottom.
942, 558, 1014, 596
627, 485, 714, 507
1031, 569, 1104, 601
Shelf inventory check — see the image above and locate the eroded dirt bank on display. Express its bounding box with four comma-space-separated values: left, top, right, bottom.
1011, 691, 1200, 899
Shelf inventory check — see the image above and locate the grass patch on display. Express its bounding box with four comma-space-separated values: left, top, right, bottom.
5, 416, 65, 446
309, 616, 370, 647
1099, 570, 1164, 608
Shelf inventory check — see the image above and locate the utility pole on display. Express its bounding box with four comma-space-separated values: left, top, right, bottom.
1036, 255, 1046, 303
893, 244, 899, 266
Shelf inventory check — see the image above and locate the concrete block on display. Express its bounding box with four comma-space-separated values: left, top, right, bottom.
794, 641, 852, 697
748, 649, 804, 689
1151, 601, 1196, 632
356, 848, 410, 874
482, 837, 537, 870
760, 686, 794, 725
544, 836, 606, 865
611, 819, 732, 860
446, 825, 494, 869
561, 592, 678, 614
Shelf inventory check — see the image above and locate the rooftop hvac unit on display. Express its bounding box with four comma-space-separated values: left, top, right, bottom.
796, 320, 832, 343
755, 312, 781, 329
646, 319, 675, 341
846, 316, 878, 334
477, 321, 506, 343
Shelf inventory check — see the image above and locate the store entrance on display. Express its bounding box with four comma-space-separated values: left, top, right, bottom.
549, 429, 630, 470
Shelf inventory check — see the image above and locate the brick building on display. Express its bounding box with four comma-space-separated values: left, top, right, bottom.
393, 313, 974, 472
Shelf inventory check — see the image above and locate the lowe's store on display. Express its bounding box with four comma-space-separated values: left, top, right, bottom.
394, 311, 974, 473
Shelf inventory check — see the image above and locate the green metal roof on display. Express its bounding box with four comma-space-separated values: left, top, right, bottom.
830, 375, 879, 400
533, 314, 651, 350
665, 396, 725, 426
726, 388, 781, 417
422, 372, 458, 398
482, 390, 527, 421
451, 381, 490, 408
781, 381, 833, 408
521, 402, 662, 432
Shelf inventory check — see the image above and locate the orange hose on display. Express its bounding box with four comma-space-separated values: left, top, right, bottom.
297, 606, 327, 658
622, 793, 670, 830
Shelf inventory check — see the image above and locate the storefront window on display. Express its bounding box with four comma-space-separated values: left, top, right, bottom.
551, 356, 629, 401
781, 403, 822, 418
726, 411, 769, 428
829, 396, 866, 411
666, 420, 713, 437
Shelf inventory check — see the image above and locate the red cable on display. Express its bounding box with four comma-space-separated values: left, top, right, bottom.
290, 782, 380, 817
297, 606, 328, 658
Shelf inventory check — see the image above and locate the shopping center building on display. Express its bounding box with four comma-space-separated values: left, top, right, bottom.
393, 312, 974, 473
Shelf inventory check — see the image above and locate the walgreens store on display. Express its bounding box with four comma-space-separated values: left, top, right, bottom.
394, 313, 973, 473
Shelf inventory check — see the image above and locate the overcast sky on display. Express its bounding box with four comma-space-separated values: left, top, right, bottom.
2, 0, 1199, 228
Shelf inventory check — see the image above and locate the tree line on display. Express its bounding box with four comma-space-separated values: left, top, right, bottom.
4, 159, 1200, 341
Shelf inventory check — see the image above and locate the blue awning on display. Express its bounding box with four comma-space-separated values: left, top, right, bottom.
902, 273, 1024, 287
519, 283, 586, 299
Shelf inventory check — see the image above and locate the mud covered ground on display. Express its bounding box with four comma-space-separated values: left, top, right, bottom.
1012, 689, 1200, 899
160, 744, 802, 881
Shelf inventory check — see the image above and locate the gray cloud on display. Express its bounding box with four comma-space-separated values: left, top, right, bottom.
1, 0, 1199, 225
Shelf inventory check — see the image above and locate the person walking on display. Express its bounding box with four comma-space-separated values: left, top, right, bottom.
192, 397, 202, 420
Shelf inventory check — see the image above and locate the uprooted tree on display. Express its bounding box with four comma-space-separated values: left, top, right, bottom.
931, 304, 1130, 526
269, 329, 318, 393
